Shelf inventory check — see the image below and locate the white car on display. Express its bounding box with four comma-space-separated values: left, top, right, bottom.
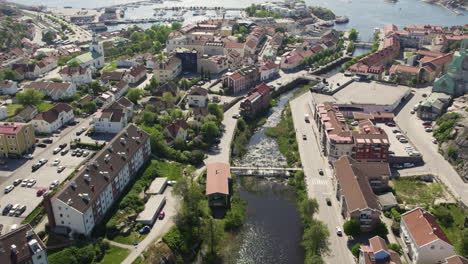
336, 226, 343, 236
4, 185, 14, 193
52, 159, 61, 166
409, 151, 421, 157
26, 179, 36, 188
167, 180, 177, 186
39, 159, 48, 165
23, 154, 34, 159
50, 179, 60, 189
57, 166, 65, 173
21, 179, 29, 187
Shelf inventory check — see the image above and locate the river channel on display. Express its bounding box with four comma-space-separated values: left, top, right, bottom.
230, 89, 305, 264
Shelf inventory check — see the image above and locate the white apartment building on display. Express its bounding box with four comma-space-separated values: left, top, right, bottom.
45, 125, 151, 236
59, 66, 93, 86
93, 98, 134, 134
31, 103, 74, 134
187, 87, 208, 107
401, 208, 455, 264
152, 56, 182, 83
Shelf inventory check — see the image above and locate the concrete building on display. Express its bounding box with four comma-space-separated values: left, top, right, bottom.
222, 65, 260, 93
59, 66, 93, 86
0, 122, 35, 158
417, 92, 451, 121
334, 156, 382, 232
240, 83, 271, 118
31, 103, 74, 134
187, 87, 208, 108
44, 125, 151, 236
401, 208, 455, 264
145, 177, 167, 195
198, 55, 229, 74
206, 162, 231, 208
0, 224, 48, 264
359, 236, 402, 264
259, 62, 279, 81
152, 56, 182, 83
0, 80, 18, 95
93, 97, 134, 134
136, 195, 166, 226
124, 64, 146, 85
174, 48, 198, 73
352, 119, 390, 162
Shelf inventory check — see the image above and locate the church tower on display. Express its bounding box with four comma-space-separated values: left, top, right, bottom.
90, 33, 104, 55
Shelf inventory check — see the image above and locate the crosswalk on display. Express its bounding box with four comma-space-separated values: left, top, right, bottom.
308, 178, 329, 185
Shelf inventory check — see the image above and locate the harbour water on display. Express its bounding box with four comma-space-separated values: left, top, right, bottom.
17, 0, 467, 39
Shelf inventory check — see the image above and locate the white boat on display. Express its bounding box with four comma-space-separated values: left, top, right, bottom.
193, 10, 200, 16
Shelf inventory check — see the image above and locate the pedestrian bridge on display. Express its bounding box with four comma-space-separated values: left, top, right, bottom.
230, 167, 302, 178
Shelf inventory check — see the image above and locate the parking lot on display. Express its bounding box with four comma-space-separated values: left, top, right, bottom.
377, 123, 420, 157
0, 116, 107, 233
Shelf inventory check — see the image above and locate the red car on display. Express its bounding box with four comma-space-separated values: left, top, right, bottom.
158, 211, 165, 220
36, 188, 47, 196
424, 125, 432, 129
386, 122, 396, 127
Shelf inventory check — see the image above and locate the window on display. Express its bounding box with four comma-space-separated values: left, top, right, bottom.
58, 206, 62, 210
430, 245, 435, 250
60, 214, 63, 217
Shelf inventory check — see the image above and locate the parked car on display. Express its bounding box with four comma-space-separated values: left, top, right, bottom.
57, 166, 65, 173
432, 138, 437, 144
385, 122, 396, 127
2, 204, 13, 215
351, 121, 358, 126
393, 164, 403, 169
83, 151, 90, 157
76, 150, 83, 157
326, 198, 331, 206
39, 159, 48, 165
53, 148, 61, 154
422, 121, 432, 126
71, 150, 77, 156
9, 204, 19, 216
409, 151, 421, 157
403, 163, 415, 168
425, 127, 433, 132
167, 180, 177, 186
59, 143, 68, 149
139, 225, 151, 234
21, 179, 29, 187
13, 179, 22, 186
26, 179, 36, 188
232, 113, 241, 119
392, 129, 400, 134
76, 127, 86, 136
318, 169, 324, 175
158, 211, 165, 220
31, 163, 41, 172
52, 159, 61, 166
36, 143, 47, 148
42, 138, 53, 144
61, 149, 69, 155
4, 185, 14, 194
410, 110, 415, 114
23, 154, 34, 159
14, 205, 26, 217
336, 226, 343, 236
302, 134, 307, 140
36, 188, 47, 196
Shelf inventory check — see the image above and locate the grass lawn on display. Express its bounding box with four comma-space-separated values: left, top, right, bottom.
102, 62, 118, 72
96, 245, 130, 264
435, 205, 467, 247
7, 104, 23, 116
37, 101, 54, 112
132, 256, 144, 264
393, 178, 444, 206
292, 81, 317, 99
156, 160, 183, 181
112, 231, 148, 245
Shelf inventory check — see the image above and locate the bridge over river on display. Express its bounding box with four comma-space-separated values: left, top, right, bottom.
230, 166, 302, 177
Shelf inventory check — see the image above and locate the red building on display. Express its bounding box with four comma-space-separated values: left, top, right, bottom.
240, 83, 271, 118
352, 119, 389, 162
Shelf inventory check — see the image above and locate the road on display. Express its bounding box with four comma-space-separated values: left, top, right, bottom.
290, 92, 354, 264
395, 88, 468, 205
0, 116, 97, 233
120, 186, 179, 264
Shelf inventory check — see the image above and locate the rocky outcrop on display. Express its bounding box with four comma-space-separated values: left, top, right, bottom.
438, 95, 468, 181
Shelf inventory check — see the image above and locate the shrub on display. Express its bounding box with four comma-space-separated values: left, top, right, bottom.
373, 222, 389, 238
391, 221, 401, 236
351, 243, 362, 257
343, 219, 361, 237
388, 243, 402, 255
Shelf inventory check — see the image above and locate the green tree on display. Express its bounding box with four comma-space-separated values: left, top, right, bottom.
299, 198, 319, 225
343, 219, 361, 237
142, 111, 157, 125
145, 77, 159, 93
348, 29, 359, 41
42, 31, 55, 44
373, 222, 389, 238
0, 69, 16, 81
16, 89, 44, 106
68, 60, 80, 67
201, 121, 220, 140
388, 243, 402, 256
127, 88, 143, 104
171, 22, 182, 30
456, 229, 468, 257
351, 243, 362, 257
82, 101, 97, 113
302, 219, 330, 257
207, 103, 223, 121
162, 92, 176, 103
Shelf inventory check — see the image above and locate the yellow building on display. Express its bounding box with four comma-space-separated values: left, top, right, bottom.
0, 122, 35, 158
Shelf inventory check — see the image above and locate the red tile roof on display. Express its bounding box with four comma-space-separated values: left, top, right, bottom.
0, 122, 27, 135
446, 256, 468, 264
206, 162, 230, 195
164, 120, 189, 139
224, 42, 245, 49
417, 50, 445, 58
390, 64, 421, 74
402, 208, 452, 247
